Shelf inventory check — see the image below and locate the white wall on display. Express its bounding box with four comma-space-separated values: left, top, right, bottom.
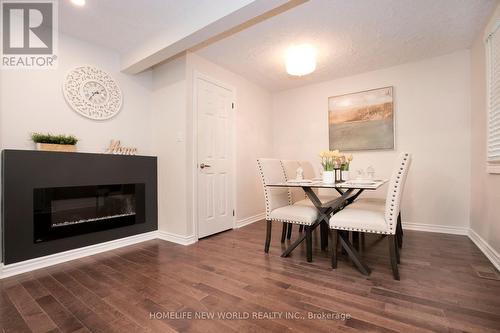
0, 33, 153, 154
0, 33, 154, 262
151, 55, 190, 236
272, 51, 472, 229
151, 52, 273, 238
0, 34, 272, 245
470, 4, 500, 255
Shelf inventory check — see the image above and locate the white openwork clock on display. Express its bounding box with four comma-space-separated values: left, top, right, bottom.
63, 66, 123, 120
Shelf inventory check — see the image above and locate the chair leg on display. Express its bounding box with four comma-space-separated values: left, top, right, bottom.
396, 212, 403, 248
395, 230, 400, 248
299, 225, 304, 233
305, 226, 313, 262
264, 220, 272, 253
281, 223, 288, 243
388, 235, 400, 280
394, 235, 400, 264
320, 222, 328, 250
330, 229, 338, 269
287, 223, 293, 240
398, 212, 403, 236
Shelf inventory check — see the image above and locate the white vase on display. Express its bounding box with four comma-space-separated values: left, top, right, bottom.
322, 171, 335, 184
341, 171, 349, 181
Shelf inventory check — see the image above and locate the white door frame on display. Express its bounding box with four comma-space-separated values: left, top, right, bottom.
192, 71, 237, 240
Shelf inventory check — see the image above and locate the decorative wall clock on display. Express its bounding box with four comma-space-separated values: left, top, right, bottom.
63, 66, 123, 120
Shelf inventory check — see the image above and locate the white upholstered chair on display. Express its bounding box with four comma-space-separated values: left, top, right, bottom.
298, 160, 319, 180
257, 158, 318, 258
349, 197, 404, 248
329, 153, 412, 280
280, 159, 304, 240
281, 160, 304, 204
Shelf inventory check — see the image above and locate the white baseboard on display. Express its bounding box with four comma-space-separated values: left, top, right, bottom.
235, 212, 265, 228
403, 222, 499, 271
0, 230, 199, 279
468, 229, 500, 271
0, 231, 158, 279
157, 231, 197, 245
402, 222, 469, 235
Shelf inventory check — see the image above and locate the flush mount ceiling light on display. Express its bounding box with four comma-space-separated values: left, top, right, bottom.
285, 44, 316, 76
71, 0, 86, 6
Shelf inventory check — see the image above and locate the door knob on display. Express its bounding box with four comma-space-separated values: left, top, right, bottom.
200, 163, 211, 169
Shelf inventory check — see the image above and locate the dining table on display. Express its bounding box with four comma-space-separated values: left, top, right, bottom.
266, 178, 388, 275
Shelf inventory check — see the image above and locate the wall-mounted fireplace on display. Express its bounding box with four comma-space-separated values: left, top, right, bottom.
34, 183, 146, 243
2, 150, 157, 264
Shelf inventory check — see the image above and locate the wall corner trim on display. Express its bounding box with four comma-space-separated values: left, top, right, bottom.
235, 212, 265, 229
468, 228, 500, 271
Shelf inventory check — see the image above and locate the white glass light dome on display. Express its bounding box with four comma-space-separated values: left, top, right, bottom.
285, 44, 316, 76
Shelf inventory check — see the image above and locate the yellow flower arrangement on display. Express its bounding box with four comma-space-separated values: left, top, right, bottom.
319, 150, 353, 171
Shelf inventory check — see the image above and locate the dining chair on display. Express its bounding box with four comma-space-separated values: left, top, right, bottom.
257, 158, 319, 259
281, 160, 304, 203
329, 152, 412, 280
281, 159, 304, 240
350, 197, 404, 248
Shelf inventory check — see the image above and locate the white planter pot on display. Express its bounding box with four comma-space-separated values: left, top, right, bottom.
322, 171, 335, 184
341, 171, 349, 181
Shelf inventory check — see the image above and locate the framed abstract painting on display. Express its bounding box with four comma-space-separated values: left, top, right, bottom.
328, 86, 394, 151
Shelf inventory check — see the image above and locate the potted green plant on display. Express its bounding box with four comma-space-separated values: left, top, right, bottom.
31, 133, 78, 152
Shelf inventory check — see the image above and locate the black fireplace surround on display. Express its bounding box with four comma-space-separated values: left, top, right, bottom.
2, 150, 157, 264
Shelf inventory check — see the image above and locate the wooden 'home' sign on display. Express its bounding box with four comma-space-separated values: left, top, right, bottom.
105, 140, 138, 155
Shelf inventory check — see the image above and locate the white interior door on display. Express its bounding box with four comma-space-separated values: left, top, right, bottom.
196, 76, 234, 238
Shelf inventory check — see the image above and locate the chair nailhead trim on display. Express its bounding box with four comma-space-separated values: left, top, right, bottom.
329, 225, 393, 235
258, 158, 295, 220
383, 152, 411, 232
271, 218, 314, 225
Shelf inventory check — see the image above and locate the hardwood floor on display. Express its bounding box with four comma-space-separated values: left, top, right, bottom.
1, 221, 500, 333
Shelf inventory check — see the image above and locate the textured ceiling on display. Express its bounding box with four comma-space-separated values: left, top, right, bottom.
195, 0, 497, 91
58, 0, 252, 53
